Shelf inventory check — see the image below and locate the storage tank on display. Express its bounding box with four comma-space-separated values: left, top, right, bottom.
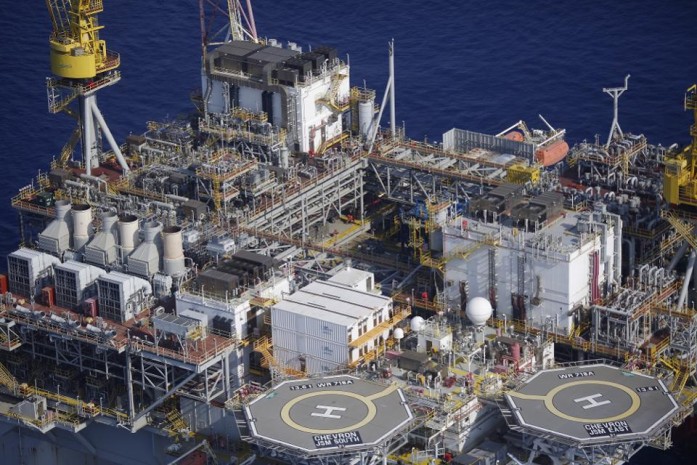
38, 200, 72, 255
535, 139, 569, 166
118, 214, 140, 260
162, 226, 186, 276
71, 204, 92, 251
466, 296, 493, 327
358, 100, 374, 137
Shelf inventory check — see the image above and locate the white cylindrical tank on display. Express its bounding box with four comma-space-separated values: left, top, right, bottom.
280, 146, 289, 169
162, 226, 186, 276
466, 297, 493, 327
410, 316, 425, 332
71, 204, 92, 251
358, 100, 374, 137
118, 214, 139, 258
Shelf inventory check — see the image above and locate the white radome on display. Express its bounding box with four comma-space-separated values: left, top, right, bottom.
466, 297, 493, 327
410, 316, 425, 332
393, 328, 404, 340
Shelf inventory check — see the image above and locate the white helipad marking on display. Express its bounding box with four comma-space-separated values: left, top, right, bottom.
311, 405, 346, 419
574, 393, 611, 410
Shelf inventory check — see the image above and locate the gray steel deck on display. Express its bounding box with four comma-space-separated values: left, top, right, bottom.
504, 364, 679, 445
244, 375, 413, 453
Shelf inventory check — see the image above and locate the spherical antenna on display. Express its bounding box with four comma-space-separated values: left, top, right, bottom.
410, 316, 425, 332
393, 328, 404, 340
466, 297, 493, 327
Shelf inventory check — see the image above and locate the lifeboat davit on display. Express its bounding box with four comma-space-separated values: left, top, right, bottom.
535, 139, 569, 166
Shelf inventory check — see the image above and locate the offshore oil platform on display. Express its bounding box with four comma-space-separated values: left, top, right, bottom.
1, 1, 696, 464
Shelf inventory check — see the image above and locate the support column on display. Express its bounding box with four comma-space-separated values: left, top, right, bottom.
125, 349, 136, 420
359, 170, 364, 222
223, 351, 231, 397
81, 95, 95, 175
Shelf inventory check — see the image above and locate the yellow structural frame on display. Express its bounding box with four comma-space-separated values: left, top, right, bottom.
664, 85, 697, 206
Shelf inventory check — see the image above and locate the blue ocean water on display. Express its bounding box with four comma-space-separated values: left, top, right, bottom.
0, 1, 696, 462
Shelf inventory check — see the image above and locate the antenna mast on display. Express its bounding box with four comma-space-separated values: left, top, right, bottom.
603, 74, 630, 148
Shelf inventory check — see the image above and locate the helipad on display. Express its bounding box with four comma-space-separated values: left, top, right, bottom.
244, 375, 413, 453
503, 364, 679, 445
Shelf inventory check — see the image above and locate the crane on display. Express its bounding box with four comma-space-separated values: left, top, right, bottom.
45, 0, 130, 174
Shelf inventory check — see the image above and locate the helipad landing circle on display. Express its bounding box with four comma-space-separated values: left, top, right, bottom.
545, 380, 641, 423
502, 364, 680, 445
281, 391, 377, 434
244, 375, 413, 454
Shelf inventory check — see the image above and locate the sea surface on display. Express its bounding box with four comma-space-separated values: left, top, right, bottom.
0, 1, 696, 462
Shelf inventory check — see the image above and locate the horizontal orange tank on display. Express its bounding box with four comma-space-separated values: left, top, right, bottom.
503, 130, 525, 142
535, 139, 569, 166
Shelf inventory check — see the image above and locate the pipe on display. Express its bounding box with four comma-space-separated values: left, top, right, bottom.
79, 173, 108, 192
677, 250, 696, 309
150, 201, 175, 211
625, 237, 635, 276
389, 39, 396, 139
667, 242, 688, 273
366, 74, 392, 154
612, 213, 622, 284
165, 194, 191, 203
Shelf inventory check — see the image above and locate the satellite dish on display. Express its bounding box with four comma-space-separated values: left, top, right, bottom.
393, 328, 404, 340
466, 297, 493, 327
410, 316, 425, 332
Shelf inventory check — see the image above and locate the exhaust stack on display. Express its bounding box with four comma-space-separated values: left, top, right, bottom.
71, 204, 92, 251
85, 211, 119, 266
118, 214, 140, 261
162, 226, 186, 276
127, 221, 163, 277
38, 200, 72, 255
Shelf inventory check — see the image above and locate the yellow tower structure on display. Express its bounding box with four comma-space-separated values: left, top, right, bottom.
664, 85, 697, 206
45, 0, 130, 174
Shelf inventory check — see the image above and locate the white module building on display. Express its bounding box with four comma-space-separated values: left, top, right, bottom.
444, 202, 622, 335
271, 269, 401, 374
203, 40, 350, 153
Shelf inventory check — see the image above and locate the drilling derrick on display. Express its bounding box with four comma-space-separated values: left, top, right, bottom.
45, 0, 129, 174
